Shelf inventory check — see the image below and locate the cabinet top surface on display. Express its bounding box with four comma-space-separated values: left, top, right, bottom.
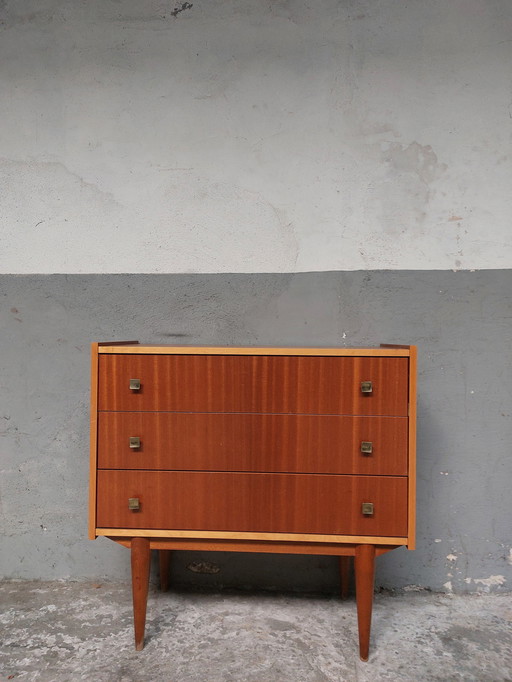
95, 343, 415, 357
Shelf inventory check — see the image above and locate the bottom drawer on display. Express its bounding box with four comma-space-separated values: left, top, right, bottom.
96, 471, 408, 537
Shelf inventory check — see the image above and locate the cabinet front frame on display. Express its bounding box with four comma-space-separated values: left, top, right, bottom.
89, 343, 416, 550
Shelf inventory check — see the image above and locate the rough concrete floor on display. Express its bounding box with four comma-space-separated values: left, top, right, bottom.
0, 581, 511, 682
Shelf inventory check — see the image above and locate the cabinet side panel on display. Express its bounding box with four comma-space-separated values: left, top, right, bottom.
88, 343, 99, 539
407, 346, 417, 549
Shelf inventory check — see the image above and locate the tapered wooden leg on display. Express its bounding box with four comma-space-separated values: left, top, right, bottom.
131, 537, 151, 651
339, 556, 352, 600
159, 549, 172, 592
355, 544, 376, 661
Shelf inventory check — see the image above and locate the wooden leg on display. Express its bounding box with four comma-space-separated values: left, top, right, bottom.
159, 549, 172, 592
355, 544, 376, 662
131, 537, 151, 651
339, 556, 352, 600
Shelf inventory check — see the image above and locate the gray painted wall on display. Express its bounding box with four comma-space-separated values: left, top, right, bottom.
1, 272, 511, 593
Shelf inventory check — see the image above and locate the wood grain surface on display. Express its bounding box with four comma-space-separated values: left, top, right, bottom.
96, 470, 408, 536
97, 412, 408, 475
98, 354, 409, 415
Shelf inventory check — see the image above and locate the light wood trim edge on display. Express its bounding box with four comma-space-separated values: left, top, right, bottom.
407, 345, 417, 550
95, 529, 407, 545
88, 343, 100, 540
111, 539, 398, 556
97, 345, 411, 357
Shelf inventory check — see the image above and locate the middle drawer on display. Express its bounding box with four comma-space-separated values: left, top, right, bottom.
98, 412, 408, 475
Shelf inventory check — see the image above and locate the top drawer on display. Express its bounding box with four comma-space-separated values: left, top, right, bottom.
98, 354, 409, 416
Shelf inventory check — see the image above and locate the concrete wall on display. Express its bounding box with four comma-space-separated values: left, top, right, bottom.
1, 0, 511, 273
1, 0, 511, 593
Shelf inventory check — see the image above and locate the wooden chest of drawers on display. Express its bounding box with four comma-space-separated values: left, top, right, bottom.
89, 343, 416, 660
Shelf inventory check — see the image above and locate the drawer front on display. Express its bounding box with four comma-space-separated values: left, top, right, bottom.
98, 354, 409, 415
96, 471, 408, 537
98, 412, 408, 476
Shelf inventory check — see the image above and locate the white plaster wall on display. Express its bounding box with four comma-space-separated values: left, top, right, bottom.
1, 0, 511, 274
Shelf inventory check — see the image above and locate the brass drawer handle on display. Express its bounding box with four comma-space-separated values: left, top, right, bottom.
129, 437, 141, 449
128, 498, 140, 511
129, 379, 141, 391
362, 502, 374, 516
361, 381, 373, 394
361, 441, 373, 455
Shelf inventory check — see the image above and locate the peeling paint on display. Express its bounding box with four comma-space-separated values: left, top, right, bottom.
171, 2, 193, 17
473, 575, 506, 589
446, 554, 457, 562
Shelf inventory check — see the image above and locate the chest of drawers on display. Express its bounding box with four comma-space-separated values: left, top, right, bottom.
89, 342, 416, 660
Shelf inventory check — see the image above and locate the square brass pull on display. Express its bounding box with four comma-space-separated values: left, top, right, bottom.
361, 441, 373, 455
128, 498, 140, 511
129, 437, 141, 449
362, 502, 374, 516
361, 381, 373, 394
129, 379, 141, 391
